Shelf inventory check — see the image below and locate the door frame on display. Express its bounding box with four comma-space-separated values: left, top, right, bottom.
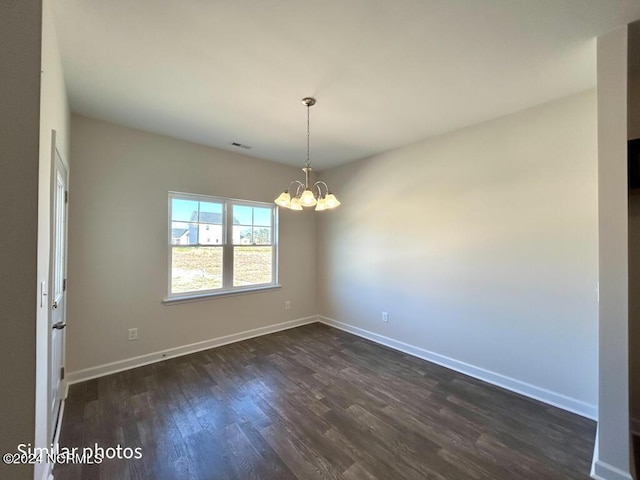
48, 129, 69, 445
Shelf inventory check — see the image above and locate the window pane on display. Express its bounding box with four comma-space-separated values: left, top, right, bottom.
169, 194, 276, 297
172, 199, 198, 222
171, 246, 223, 293
233, 205, 252, 225
253, 207, 272, 226
171, 221, 196, 245
233, 225, 253, 245
198, 224, 224, 245
233, 246, 272, 286
252, 227, 271, 245
199, 201, 223, 224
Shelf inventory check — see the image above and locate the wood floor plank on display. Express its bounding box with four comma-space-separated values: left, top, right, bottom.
341, 462, 378, 480
55, 323, 596, 480
237, 421, 298, 480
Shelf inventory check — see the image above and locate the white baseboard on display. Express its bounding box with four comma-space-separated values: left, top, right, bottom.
65, 314, 597, 419
35, 458, 54, 480
318, 316, 598, 420
35, 462, 52, 480
35, 397, 66, 480
45, 397, 66, 480
591, 460, 634, 480
66, 316, 318, 385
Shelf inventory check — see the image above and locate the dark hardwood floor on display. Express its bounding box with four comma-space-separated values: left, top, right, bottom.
55, 323, 596, 480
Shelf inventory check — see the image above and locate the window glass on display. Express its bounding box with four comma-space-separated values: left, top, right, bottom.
232, 205, 273, 245
171, 199, 199, 222
233, 246, 273, 287
199, 201, 223, 224
171, 246, 223, 293
169, 193, 277, 297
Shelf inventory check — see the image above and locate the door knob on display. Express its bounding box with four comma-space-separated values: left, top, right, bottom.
52, 322, 66, 330
52, 301, 58, 309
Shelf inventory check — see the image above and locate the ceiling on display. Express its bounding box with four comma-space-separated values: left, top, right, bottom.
54, 0, 640, 171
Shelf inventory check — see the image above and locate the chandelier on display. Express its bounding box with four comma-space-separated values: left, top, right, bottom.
274, 97, 340, 211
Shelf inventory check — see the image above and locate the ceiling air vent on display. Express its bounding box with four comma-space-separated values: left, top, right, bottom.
230, 142, 252, 150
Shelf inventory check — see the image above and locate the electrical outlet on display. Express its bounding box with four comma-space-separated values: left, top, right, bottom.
382, 312, 389, 323
285, 300, 291, 310
128, 328, 138, 341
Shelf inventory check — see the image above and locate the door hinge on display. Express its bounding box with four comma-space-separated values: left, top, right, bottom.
60, 367, 65, 380
65, 191, 68, 204
63, 278, 67, 292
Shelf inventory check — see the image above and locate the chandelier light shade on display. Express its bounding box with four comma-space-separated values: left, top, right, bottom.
275, 97, 340, 211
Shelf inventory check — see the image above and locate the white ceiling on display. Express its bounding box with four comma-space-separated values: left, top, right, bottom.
54, 0, 640, 170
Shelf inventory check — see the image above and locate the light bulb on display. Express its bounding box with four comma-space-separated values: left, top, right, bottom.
300, 189, 317, 207
289, 197, 303, 210
315, 197, 327, 211
324, 193, 340, 209
274, 191, 290, 207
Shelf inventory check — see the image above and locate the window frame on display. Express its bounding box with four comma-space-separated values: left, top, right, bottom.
165, 191, 279, 303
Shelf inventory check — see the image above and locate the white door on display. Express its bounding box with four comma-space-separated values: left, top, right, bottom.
50, 149, 67, 441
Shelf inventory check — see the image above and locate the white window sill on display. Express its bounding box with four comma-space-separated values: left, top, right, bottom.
163, 284, 281, 305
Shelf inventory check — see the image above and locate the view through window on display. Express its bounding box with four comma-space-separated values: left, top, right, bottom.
169, 192, 277, 297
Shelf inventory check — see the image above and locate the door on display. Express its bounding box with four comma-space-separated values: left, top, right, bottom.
50, 148, 67, 441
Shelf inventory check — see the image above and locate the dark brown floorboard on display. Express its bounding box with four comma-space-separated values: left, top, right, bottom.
55, 323, 596, 480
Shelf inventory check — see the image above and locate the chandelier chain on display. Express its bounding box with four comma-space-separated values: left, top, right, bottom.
273, 96, 340, 210
306, 103, 311, 168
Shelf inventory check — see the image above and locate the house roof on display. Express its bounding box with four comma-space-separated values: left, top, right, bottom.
171, 227, 188, 238
189, 211, 239, 225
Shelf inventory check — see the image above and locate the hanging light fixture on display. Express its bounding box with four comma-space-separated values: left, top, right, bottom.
275, 97, 340, 211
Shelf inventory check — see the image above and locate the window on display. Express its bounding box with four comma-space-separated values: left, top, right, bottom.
168, 192, 278, 300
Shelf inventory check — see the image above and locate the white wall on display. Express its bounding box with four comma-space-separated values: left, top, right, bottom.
66, 115, 317, 376
317, 90, 599, 417
593, 26, 632, 480
35, 1, 72, 479
0, 1, 41, 479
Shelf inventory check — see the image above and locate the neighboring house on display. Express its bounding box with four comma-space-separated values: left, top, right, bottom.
180, 211, 251, 245
189, 211, 224, 245
171, 227, 189, 245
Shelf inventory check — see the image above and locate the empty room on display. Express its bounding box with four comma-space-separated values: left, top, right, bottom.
2, 1, 640, 480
